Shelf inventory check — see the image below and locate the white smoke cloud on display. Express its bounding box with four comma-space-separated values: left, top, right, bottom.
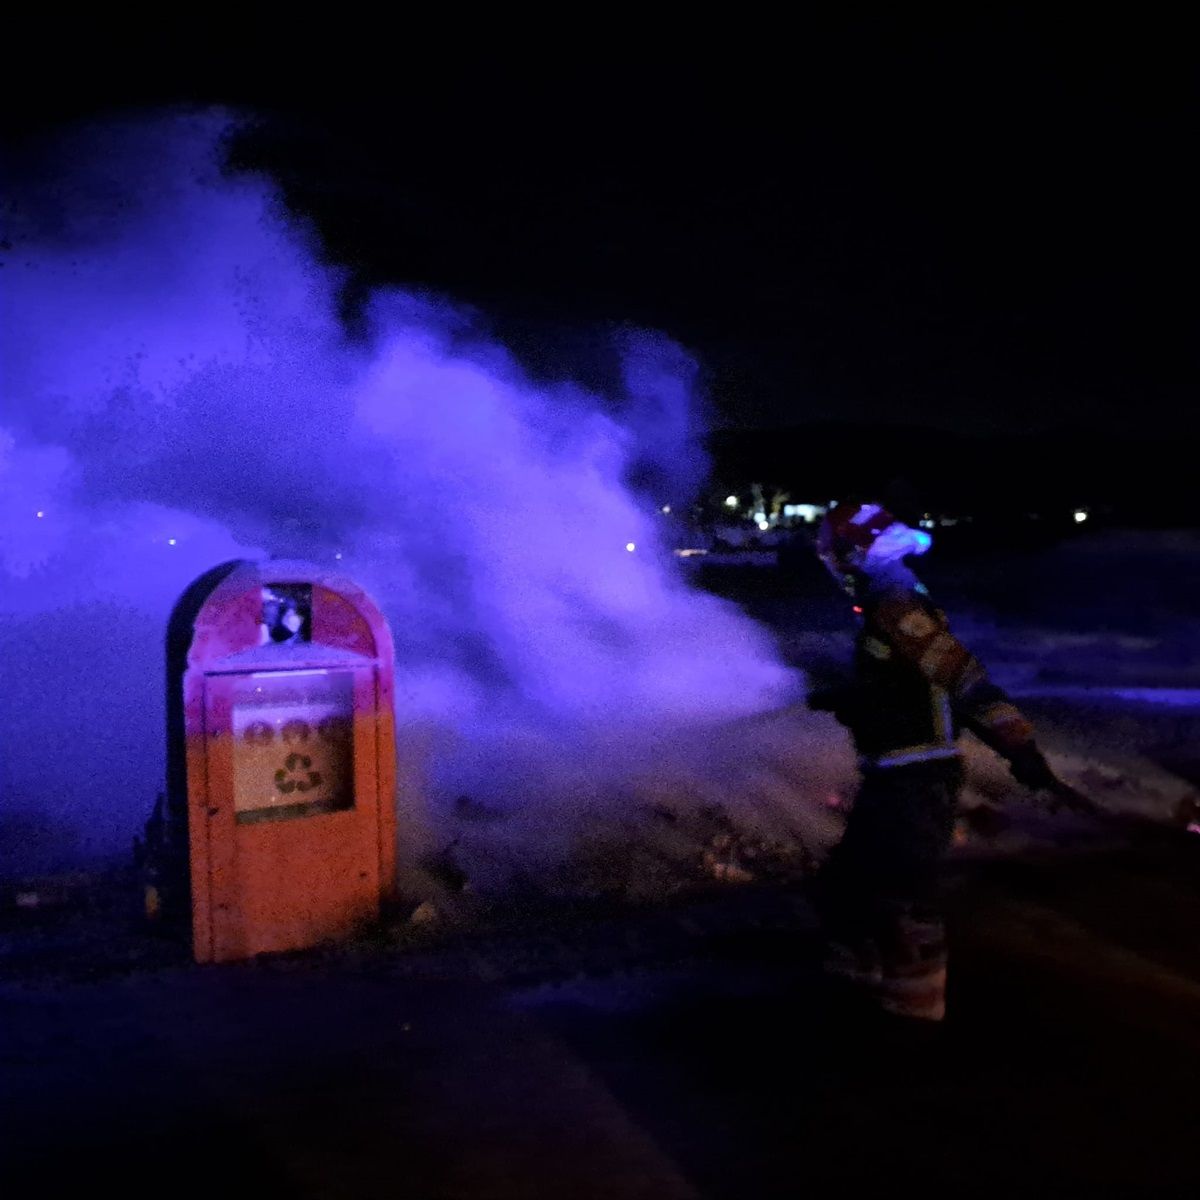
0, 109, 841, 880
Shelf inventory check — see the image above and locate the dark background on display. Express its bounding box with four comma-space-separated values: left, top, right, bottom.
4, 15, 1194, 520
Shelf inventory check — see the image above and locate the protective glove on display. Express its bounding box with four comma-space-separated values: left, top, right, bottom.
1006, 743, 1059, 792
1007, 744, 1097, 815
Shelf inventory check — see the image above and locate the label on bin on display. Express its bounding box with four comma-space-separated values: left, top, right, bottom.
231, 670, 355, 823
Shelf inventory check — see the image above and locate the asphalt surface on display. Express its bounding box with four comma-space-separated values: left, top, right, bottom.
3, 824, 1199, 1199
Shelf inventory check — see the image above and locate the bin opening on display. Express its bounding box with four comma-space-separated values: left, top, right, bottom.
261, 583, 312, 645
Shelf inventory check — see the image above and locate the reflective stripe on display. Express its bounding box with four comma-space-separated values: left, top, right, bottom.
863, 635, 892, 659
850, 504, 884, 526
865, 744, 962, 769
958, 660, 987, 693
897, 610, 938, 638
918, 634, 957, 678
980, 701, 1026, 729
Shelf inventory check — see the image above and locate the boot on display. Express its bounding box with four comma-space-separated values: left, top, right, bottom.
878, 909, 947, 1022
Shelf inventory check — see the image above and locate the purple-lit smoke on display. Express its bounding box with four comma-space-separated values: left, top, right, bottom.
0, 111, 837, 878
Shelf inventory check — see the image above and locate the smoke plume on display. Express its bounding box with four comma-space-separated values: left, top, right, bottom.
0, 110, 843, 881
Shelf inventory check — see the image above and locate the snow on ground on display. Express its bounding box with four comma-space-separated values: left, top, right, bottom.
923, 531, 1200, 836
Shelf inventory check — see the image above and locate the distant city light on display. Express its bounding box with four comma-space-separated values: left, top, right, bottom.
625, 542, 636, 552
674, 548, 708, 558
661, 505, 671, 514
782, 503, 825, 522
724, 495, 738, 508
756, 519, 769, 531
1073, 509, 1089, 523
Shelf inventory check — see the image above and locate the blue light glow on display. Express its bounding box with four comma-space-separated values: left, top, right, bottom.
864, 522, 933, 566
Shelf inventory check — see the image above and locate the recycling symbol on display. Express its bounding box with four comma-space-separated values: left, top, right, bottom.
275, 753, 323, 795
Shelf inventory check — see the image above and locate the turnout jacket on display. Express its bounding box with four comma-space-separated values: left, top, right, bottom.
819, 567, 1037, 771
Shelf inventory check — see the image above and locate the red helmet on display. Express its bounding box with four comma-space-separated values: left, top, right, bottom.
817, 500, 902, 573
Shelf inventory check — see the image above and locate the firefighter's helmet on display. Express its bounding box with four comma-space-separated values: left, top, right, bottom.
817, 501, 931, 576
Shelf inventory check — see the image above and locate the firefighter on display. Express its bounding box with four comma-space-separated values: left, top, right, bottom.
808, 500, 1065, 1022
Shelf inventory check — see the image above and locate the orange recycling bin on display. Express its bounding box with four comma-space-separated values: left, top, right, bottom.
180, 560, 397, 963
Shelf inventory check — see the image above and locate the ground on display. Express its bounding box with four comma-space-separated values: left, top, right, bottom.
3, 800, 1198, 1197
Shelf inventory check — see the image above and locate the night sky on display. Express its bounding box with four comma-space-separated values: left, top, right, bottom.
4, 17, 1194, 507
